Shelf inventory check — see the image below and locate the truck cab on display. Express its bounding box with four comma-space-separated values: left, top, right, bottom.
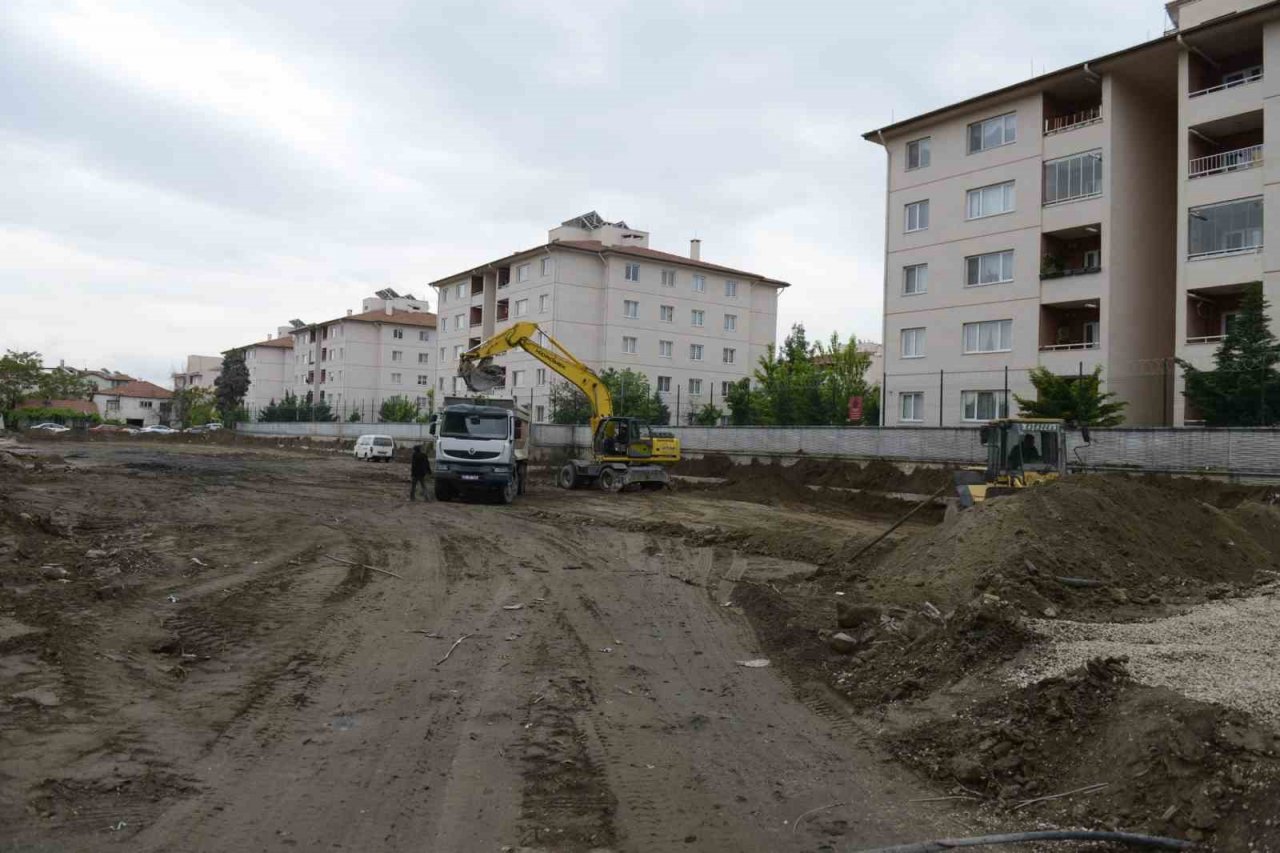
430, 403, 530, 503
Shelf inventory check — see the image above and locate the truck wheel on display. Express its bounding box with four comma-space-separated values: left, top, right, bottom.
499, 475, 518, 505
558, 463, 578, 490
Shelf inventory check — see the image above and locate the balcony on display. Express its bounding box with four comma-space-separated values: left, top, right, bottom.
497, 266, 511, 289
470, 275, 484, 297
1189, 66, 1263, 99
1039, 302, 1100, 353
1186, 284, 1249, 345
496, 298, 509, 322
1044, 105, 1101, 136
1041, 225, 1101, 281
1190, 144, 1263, 178
1187, 196, 1262, 261
469, 306, 483, 328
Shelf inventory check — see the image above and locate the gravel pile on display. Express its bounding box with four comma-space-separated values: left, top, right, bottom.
1008, 582, 1280, 729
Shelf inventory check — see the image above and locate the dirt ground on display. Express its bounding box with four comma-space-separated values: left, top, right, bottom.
4, 437, 1279, 852
1, 438, 974, 853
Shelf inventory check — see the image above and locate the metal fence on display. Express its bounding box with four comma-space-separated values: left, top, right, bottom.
531, 424, 1280, 477
240, 421, 433, 441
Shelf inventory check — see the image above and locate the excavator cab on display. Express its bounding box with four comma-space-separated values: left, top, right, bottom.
954, 418, 1068, 507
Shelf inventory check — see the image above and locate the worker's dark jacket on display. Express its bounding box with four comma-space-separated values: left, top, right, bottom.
410, 449, 430, 478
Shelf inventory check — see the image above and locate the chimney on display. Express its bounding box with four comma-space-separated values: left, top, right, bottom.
690, 238, 701, 261
347, 309, 353, 316
384, 302, 393, 316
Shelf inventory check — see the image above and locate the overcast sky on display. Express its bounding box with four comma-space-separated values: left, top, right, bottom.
1, 0, 1170, 385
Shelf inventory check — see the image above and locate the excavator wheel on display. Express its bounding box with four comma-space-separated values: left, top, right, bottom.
598, 467, 621, 492
558, 463, 579, 490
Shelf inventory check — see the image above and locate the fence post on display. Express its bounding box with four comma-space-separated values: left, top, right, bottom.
938, 369, 944, 427
1003, 366, 1009, 417
676, 386, 681, 425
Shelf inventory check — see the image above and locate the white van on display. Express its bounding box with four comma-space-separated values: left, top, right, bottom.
353, 434, 396, 462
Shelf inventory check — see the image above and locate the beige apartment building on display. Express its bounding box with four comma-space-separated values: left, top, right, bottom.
288, 293, 438, 419
172, 355, 222, 393
427, 213, 788, 424
228, 332, 294, 413
865, 0, 1279, 426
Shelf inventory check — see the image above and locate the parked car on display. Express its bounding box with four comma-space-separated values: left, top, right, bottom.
185, 423, 223, 434
89, 424, 128, 433
30, 422, 71, 433
139, 425, 179, 435
353, 434, 396, 462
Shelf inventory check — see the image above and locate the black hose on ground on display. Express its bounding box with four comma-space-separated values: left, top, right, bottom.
852, 829, 1196, 852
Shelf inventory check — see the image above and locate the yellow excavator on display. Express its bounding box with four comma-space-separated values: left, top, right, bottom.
953, 418, 1078, 506
458, 322, 681, 491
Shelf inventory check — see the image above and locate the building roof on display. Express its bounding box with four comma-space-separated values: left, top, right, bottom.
861, 0, 1280, 142
293, 308, 438, 333
428, 239, 790, 289
98, 380, 173, 400
17, 398, 98, 415
82, 369, 134, 381
245, 337, 295, 350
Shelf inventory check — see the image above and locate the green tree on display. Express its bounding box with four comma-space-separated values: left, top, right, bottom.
172, 387, 218, 428
0, 350, 43, 413
550, 381, 593, 424
693, 403, 723, 426
1178, 283, 1280, 426
379, 395, 419, 422
1014, 366, 1126, 426
257, 392, 335, 423
549, 370, 669, 425
38, 366, 94, 401
214, 351, 251, 422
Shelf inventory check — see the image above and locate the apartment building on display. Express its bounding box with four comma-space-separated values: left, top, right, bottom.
172, 355, 222, 392
288, 293, 437, 418
228, 332, 294, 413
865, 0, 1280, 427
428, 212, 788, 423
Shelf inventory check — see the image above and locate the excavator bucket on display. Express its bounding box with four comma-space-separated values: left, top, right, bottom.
458, 357, 506, 393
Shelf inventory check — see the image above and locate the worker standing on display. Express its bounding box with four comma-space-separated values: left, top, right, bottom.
409, 444, 431, 501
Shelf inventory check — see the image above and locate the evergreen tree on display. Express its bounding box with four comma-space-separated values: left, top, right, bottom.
1014, 366, 1127, 426
215, 351, 251, 422
1178, 284, 1280, 425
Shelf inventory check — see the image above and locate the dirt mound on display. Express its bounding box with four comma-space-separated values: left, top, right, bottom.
891, 657, 1280, 848
863, 475, 1280, 618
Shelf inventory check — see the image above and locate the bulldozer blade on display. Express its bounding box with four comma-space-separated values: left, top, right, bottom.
458, 357, 506, 392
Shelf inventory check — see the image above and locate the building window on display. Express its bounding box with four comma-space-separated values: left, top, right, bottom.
903, 263, 928, 295
724, 313, 737, 332
439, 377, 445, 391
391, 350, 403, 361
440, 288, 447, 304
725, 280, 738, 298
622, 336, 638, 354
657, 376, 671, 392
419, 330, 430, 341
1188, 197, 1263, 258
391, 372, 402, 383
693, 274, 706, 292
417, 375, 430, 385
690, 344, 704, 361
393, 328, 404, 339
905, 200, 930, 232
659, 340, 673, 358
624, 299, 639, 319
511, 370, 525, 387
455, 283, 465, 299
906, 137, 931, 170
517, 263, 530, 282
415, 396, 428, 408
965, 250, 1014, 286
541, 257, 552, 276
961, 390, 1009, 421
721, 381, 734, 397
966, 181, 1015, 219
962, 319, 1013, 353
900, 392, 923, 422
440, 317, 448, 332
722, 347, 736, 364
418, 352, 430, 363
440, 347, 446, 360
968, 112, 1017, 153
689, 378, 703, 395
535, 404, 546, 421
539, 294, 549, 313
139, 400, 153, 409
1044, 151, 1102, 205
901, 327, 925, 358
625, 263, 640, 281
691, 309, 705, 327
536, 368, 547, 385
661, 270, 676, 287
454, 313, 465, 329
515, 298, 528, 317
660, 305, 674, 322
453, 345, 461, 358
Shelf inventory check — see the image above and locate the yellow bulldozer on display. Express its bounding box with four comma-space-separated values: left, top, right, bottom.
953, 418, 1083, 506
458, 322, 680, 491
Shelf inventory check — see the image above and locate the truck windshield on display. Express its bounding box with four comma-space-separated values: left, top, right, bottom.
441, 413, 508, 440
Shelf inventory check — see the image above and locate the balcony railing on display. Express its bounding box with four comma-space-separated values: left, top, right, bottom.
1043, 106, 1101, 136
1187, 334, 1226, 345
1188, 243, 1263, 261
1189, 70, 1263, 98
1039, 342, 1100, 352
1041, 265, 1102, 280
1189, 144, 1263, 178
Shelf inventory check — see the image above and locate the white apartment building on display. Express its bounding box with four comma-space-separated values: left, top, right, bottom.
865, 0, 1280, 427
428, 212, 788, 424
288, 294, 437, 419
229, 331, 294, 413
172, 355, 222, 392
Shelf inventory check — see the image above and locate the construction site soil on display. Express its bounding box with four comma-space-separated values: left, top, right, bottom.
2, 435, 1279, 851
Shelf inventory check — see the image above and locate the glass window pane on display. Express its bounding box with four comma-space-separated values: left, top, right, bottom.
984, 120, 1001, 149
1001, 251, 1014, 280
919, 202, 928, 229
969, 123, 982, 152
1004, 114, 1016, 142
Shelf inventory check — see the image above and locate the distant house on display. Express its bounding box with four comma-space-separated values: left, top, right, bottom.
92, 380, 173, 427
79, 368, 135, 394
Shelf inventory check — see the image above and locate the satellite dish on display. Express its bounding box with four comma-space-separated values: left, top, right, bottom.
289, 319, 305, 328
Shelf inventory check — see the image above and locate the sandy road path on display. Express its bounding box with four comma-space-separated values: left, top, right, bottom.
2, 444, 967, 852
